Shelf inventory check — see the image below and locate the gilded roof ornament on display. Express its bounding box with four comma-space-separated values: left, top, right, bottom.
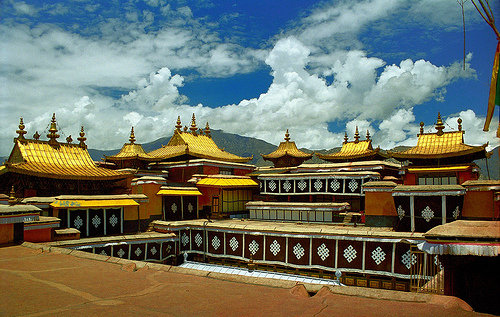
175, 116, 182, 132
66, 135, 73, 143
77, 126, 87, 148
366, 130, 371, 140
204, 122, 211, 138
435, 112, 445, 136
457, 118, 463, 132
47, 113, 60, 146
33, 131, 40, 140
419, 122, 424, 135
343, 132, 348, 144
190, 113, 198, 134
16, 117, 27, 140
354, 126, 360, 143
284, 129, 290, 142
129, 127, 136, 144
8, 185, 16, 206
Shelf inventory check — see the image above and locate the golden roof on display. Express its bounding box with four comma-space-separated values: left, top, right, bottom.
316, 128, 384, 162
196, 176, 258, 188
2, 116, 131, 180
148, 115, 252, 163
262, 130, 313, 160
105, 127, 155, 161
389, 114, 487, 160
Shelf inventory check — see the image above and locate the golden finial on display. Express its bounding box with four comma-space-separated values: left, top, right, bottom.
16, 117, 27, 140
184, 126, 188, 132
129, 127, 136, 144
77, 126, 87, 148
66, 135, 73, 143
190, 113, 198, 134
435, 112, 445, 136
343, 132, 348, 144
204, 122, 211, 138
175, 116, 182, 133
47, 113, 60, 146
33, 131, 40, 140
284, 129, 290, 142
457, 118, 462, 131
8, 185, 16, 206
366, 130, 370, 140
354, 126, 360, 143
419, 122, 424, 135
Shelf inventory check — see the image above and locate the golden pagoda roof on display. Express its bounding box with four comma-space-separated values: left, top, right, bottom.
316, 128, 384, 162
1, 116, 131, 180
261, 130, 313, 160
389, 114, 487, 160
148, 115, 252, 163
105, 127, 155, 161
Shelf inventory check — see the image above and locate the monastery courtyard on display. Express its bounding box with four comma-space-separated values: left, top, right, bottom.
0, 242, 493, 317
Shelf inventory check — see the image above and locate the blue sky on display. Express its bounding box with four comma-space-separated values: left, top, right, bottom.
0, 0, 498, 156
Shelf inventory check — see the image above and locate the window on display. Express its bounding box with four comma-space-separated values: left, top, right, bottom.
418, 175, 457, 185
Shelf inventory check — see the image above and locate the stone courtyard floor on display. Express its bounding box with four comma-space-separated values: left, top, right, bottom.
0, 243, 493, 316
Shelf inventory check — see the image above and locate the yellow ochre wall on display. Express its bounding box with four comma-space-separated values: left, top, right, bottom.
364, 191, 397, 216
130, 182, 163, 221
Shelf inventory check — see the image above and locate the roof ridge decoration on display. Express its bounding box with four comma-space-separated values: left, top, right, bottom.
77, 126, 87, 149
190, 113, 198, 135
175, 116, 182, 133
33, 131, 40, 140
47, 113, 60, 147
129, 127, 136, 144
205, 122, 211, 138
16, 117, 27, 141
354, 126, 360, 143
343, 132, 348, 144
261, 130, 313, 168
389, 112, 487, 164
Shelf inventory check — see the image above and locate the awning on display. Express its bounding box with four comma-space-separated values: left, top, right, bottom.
157, 189, 202, 196
50, 199, 139, 209
408, 165, 471, 173
197, 178, 258, 187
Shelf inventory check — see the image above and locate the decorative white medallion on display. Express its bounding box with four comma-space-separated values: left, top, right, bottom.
248, 240, 259, 255
293, 243, 305, 260
314, 179, 323, 191
401, 250, 417, 270
229, 237, 239, 251
171, 203, 177, 214
92, 215, 101, 228
134, 247, 142, 257
330, 179, 340, 191
282, 180, 291, 192
109, 214, 118, 227
397, 205, 405, 220
317, 243, 330, 261
187, 203, 194, 213
297, 180, 307, 191
269, 240, 280, 256
181, 232, 189, 246
212, 236, 221, 250
371, 247, 386, 265
421, 206, 434, 222
99, 250, 107, 256
452, 206, 460, 220
343, 245, 357, 263
434, 255, 443, 270
150, 246, 157, 255
268, 180, 277, 191
348, 179, 358, 192
117, 248, 125, 258
195, 233, 203, 247
74, 215, 83, 229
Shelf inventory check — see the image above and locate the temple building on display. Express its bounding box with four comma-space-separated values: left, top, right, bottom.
388, 113, 488, 185
104, 127, 155, 170
0, 115, 132, 197
316, 127, 387, 163
261, 130, 312, 168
